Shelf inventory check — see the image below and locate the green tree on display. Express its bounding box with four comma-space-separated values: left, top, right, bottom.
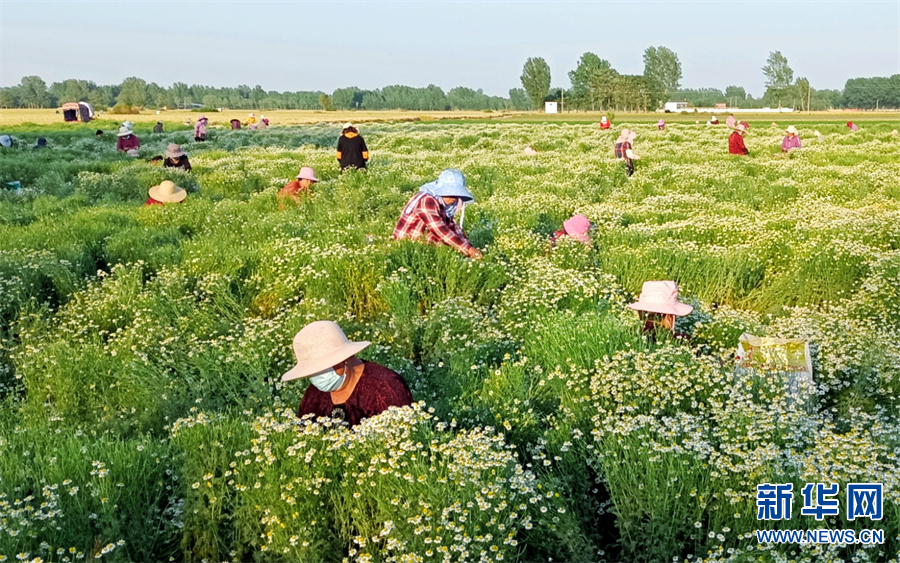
642, 46, 682, 106
88, 87, 113, 109
332, 87, 363, 109
422, 84, 448, 110
318, 93, 334, 111
0, 87, 20, 108
587, 65, 620, 110
520, 57, 551, 111
795, 77, 811, 112
64, 79, 91, 102
117, 77, 147, 106
762, 51, 794, 107
724, 85, 747, 107
568, 52, 612, 110
508, 88, 530, 110
170, 82, 190, 109
19, 76, 51, 108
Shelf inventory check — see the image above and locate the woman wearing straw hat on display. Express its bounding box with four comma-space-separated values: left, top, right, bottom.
283, 321, 413, 428
657, 119, 666, 131
277, 166, 318, 209
146, 180, 187, 206
336, 122, 369, 171
163, 144, 192, 171
627, 280, 693, 340
116, 126, 140, 154
781, 125, 801, 152
599, 116, 611, 130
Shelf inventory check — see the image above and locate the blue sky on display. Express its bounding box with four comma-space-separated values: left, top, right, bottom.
2, 0, 898, 97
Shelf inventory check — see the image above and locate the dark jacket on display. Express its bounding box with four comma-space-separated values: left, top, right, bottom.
336, 133, 369, 170
163, 155, 192, 172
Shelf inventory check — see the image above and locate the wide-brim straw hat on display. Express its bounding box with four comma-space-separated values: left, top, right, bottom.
343, 122, 354, 130
165, 144, 185, 159
296, 166, 318, 182
786, 125, 798, 135
148, 180, 187, 203
627, 280, 693, 316
0, 135, 11, 148
117, 127, 134, 137
282, 321, 370, 381
523, 146, 537, 155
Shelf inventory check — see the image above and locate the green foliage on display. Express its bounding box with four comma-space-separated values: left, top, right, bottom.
762, 50, 795, 107
643, 45, 682, 106
520, 57, 552, 110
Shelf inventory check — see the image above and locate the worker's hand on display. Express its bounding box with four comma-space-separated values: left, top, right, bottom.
467, 247, 483, 260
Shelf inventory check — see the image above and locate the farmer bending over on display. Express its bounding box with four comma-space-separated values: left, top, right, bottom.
551, 214, 591, 246
627, 280, 693, 341
283, 321, 413, 428
393, 169, 482, 259
781, 126, 801, 152
116, 125, 140, 155
336, 122, 369, 171
614, 129, 640, 177
163, 144, 192, 171
277, 167, 317, 209
728, 123, 749, 155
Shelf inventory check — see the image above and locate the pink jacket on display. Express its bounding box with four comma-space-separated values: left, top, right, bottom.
194, 119, 207, 138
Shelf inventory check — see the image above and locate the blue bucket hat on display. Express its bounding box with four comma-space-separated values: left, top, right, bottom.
419, 169, 474, 203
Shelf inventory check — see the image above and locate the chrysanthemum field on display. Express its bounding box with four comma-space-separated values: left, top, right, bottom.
1, 120, 899, 563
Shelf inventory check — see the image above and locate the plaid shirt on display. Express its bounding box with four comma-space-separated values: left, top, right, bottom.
392, 192, 473, 254
614, 140, 631, 160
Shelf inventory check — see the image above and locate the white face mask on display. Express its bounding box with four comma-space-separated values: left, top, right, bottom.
309, 367, 346, 393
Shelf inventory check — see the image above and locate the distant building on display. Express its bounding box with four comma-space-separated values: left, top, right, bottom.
664, 101, 689, 112
544, 101, 558, 114
715, 102, 727, 109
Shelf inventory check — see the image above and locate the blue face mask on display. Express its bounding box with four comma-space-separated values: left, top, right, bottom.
309, 367, 346, 393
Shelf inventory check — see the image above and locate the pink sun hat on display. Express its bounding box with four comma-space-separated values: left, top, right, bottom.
627, 281, 693, 316
563, 214, 589, 235
296, 167, 318, 182
563, 214, 590, 243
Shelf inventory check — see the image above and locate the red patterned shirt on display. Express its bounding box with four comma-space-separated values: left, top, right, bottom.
392, 192, 473, 254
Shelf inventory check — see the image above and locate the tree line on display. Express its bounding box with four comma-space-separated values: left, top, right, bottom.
519, 49, 900, 112
2, 49, 897, 111
0, 76, 531, 112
